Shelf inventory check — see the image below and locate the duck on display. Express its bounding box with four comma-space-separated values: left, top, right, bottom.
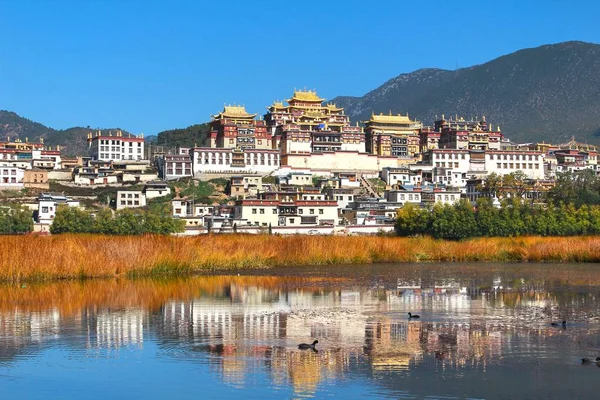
298, 340, 318, 350
408, 312, 420, 319
581, 357, 600, 364
550, 320, 566, 327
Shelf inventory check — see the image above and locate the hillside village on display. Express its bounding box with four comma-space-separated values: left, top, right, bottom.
1, 89, 598, 235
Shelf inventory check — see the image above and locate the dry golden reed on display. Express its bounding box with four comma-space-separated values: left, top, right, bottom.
0, 275, 342, 316
1, 234, 600, 282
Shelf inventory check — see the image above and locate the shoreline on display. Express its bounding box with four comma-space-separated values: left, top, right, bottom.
1, 234, 600, 282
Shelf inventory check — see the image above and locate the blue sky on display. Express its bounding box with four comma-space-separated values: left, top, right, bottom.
1, 0, 598, 135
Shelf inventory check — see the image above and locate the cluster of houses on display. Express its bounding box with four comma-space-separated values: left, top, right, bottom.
2, 88, 599, 235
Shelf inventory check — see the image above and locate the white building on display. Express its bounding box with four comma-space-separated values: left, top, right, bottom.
484, 150, 544, 179
144, 181, 171, 199
0, 166, 24, 190
37, 193, 80, 224
381, 167, 422, 186
116, 190, 147, 210
278, 172, 313, 186
88, 130, 145, 162
385, 188, 422, 205
191, 147, 280, 175
158, 154, 193, 180
235, 199, 339, 228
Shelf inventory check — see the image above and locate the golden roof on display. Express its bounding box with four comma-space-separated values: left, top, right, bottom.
268, 101, 288, 110
326, 103, 342, 111
287, 89, 324, 103
367, 112, 421, 125
213, 105, 257, 119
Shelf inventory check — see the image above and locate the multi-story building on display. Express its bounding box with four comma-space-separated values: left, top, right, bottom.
0, 137, 46, 151
158, 154, 193, 180
235, 198, 338, 228
0, 166, 24, 189
36, 193, 80, 224
143, 181, 171, 200
87, 130, 145, 162
433, 115, 503, 151
364, 112, 422, 158
23, 169, 49, 189
190, 147, 280, 175
278, 172, 313, 186
380, 167, 422, 187
484, 150, 544, 179
265, 90, 365, 154
228, 175, 263, 199
208, 106, 271, 150
116, 190, 147, 210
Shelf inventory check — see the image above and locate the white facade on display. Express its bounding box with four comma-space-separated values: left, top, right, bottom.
191, 148, 280, 175
0, 166, 24, 189
385, 190, 422, 204
236, 200, 279, 227
430, 150, 471, 172
73, 173, 119, 186
329, 191, 355, 209
235, 199, 339, 228
381, 167, 422, 186
279, 173, 313, 186
88, 133, 145, 162
37, 194, 80, 224
484, 151, 544, 179
144, 183, 171, 199
116, 191, 147, 210
430, 191, 462, 205
159, 154, 193, 180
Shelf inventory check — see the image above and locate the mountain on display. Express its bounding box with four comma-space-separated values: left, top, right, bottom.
331, 41, 600, 144
153, 124, 210, 148
0, 110, 131, 157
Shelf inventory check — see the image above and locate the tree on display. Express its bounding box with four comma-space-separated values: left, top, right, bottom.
395, 203, 430, 236
478, 173, 502, 199
0, 206, 33, 234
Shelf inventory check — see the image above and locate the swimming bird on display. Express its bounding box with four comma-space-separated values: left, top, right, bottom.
581, 357, 600, 364
298, 340, 318, 350
550, 320, 567, 327
408, 312, 420, 319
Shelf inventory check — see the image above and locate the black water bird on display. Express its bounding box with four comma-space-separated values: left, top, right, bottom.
408, 312, 420, 319
298, 340, 318, 350
581, 357, 600, 364
551, 320, 567, 327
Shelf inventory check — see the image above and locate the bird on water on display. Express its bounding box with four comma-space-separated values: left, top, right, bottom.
408, 312, 420, 319
550, 320, 567, 327
298, 340, 318, 350
581, 357, 600, 364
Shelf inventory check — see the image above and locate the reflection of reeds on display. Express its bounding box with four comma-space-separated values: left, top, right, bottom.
0, 276, 341, 316
2, 235, 600, 281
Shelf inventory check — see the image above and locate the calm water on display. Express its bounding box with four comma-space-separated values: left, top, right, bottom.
2, 263, 600, 399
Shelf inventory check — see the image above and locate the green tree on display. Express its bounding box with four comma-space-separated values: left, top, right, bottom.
395, 203, 430, 236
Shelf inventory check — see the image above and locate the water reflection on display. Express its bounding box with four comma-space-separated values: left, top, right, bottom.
2, 264, 600, 398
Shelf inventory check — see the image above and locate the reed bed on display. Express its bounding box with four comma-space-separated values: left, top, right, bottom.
1, 234, 600, 282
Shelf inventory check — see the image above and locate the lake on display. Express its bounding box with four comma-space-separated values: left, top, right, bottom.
2, 263, 600, 399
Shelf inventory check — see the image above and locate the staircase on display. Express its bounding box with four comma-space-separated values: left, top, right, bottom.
359, 175, 380, 197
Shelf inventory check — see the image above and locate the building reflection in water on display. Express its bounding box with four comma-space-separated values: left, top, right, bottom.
2, 273, 600, 395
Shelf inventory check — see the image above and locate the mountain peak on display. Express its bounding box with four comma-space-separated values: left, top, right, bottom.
332, 41, 600, 143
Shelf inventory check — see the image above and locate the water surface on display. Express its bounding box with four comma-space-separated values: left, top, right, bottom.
2, 263, 600, 399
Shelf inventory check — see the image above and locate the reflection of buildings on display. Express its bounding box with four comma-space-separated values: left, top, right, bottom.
4, 275, 600, 396
94, 308, 146, 349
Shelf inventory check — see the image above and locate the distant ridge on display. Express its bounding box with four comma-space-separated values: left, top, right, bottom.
3, 41, 600, 155
0, 110, 130, 157
331, 41, 600, 144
